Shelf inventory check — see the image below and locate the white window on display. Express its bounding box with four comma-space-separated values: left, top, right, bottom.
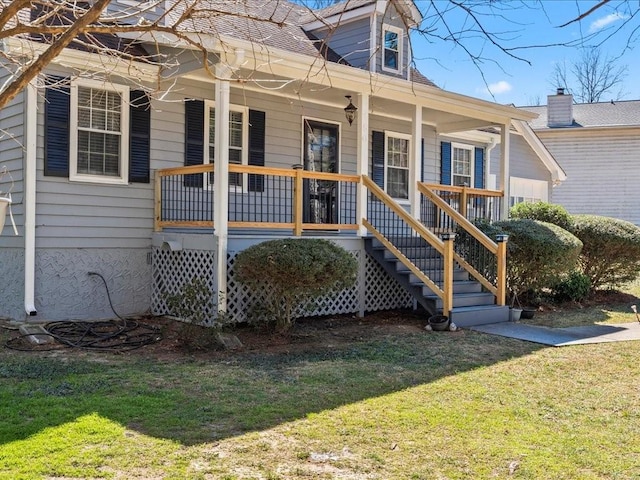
382, 25, 402, 73
386, 132, 410, 200
204, 102, 249, 190
452, 144, 473, 187
69, 80, 129, 184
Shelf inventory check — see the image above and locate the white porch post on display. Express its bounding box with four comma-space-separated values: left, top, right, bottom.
356, 92, 369, 236
500, 122, 511, 219
356, 92, 369, 318
213, 69, 231, 314
410, 104, 423, 219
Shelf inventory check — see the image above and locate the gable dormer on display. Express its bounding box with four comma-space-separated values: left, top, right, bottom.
301, 0, 422, 81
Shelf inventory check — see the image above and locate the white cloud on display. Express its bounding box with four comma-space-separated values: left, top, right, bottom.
589, 12, 628, 32
477, 80, 512, 96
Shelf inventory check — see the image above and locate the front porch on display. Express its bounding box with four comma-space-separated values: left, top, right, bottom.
151, 164, 508, 326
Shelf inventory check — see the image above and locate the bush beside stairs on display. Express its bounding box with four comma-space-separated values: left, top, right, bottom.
364, 237, 509, 327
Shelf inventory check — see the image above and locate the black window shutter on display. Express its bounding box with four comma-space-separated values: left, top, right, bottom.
420, 137, 425, 183
184, 99, 204, 187
44, 77, 70, 177
129, 90, 151, 183
474, 147, 485, 189
248, 109, 266, 192
372, 130, 385, 188
440, 141, 452, 185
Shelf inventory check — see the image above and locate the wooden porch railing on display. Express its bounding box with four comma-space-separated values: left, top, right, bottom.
421, 183, 503, 227
154, 164, 360, 233
418, 183, 507, 306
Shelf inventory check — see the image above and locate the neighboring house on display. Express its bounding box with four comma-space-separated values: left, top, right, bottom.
522, 89, 640, 225
0, 0, 560, 326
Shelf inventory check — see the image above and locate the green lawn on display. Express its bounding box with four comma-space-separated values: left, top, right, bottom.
1, 290, 640, 479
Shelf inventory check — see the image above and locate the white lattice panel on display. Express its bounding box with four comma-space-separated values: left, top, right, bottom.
364, 254, 413, 311
152, 243, 414, 325
151, 247, 217, 319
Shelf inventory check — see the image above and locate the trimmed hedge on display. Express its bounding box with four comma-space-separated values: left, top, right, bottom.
234, 239, 357, 331
509, 201, 573, 231
474, 219, 582, 297
567, 214, 640, 290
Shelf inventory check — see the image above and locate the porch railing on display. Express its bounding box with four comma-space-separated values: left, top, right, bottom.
155, 164, 360, 234
420, 183, 503, 230
362, 176, 455, 315
418, 183, 507, 305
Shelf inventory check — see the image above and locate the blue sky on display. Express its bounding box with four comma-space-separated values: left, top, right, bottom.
411, 0, 640, 106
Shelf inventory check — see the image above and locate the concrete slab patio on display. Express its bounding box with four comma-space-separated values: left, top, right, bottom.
470, 321, 640, 346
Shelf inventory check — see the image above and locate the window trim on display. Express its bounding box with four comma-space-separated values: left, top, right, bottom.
451, 142, 474, 187
69, 79, 130, 185
203, 100, 249, 192
381, 24, 403, 74
385, 131, 411, 202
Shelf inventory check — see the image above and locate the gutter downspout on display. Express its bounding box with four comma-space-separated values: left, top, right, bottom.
24, 80, 37, 316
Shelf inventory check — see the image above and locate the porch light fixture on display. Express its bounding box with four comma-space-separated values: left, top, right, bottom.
344, 95, 357, 125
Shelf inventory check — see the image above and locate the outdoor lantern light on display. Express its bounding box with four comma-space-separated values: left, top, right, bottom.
344, 95, 357, 125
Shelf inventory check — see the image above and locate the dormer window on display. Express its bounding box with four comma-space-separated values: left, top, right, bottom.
382, 25, 402, 73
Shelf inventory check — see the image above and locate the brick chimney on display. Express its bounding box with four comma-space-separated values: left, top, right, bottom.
547, 87, 573, 127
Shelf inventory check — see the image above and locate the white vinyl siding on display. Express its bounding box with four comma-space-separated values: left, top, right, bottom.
510, 177, 549, 206
69, 79, 129, 185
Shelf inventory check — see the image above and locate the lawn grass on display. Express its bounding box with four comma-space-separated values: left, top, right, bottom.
1, 300, 640, 478
525, 277, 640, 328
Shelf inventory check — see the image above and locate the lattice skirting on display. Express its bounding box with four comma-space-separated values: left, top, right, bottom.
151, 248, 217, 319
152, 244, 413, 323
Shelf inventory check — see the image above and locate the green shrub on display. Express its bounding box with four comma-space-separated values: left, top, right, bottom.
509, 201, 573, 231
474, 219, 582, 297
234, 239, 358, 332
567, 214, 640, 291
551, 271, 591, 302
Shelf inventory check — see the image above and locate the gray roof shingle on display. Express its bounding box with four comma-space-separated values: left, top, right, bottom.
523, 100, 640, 129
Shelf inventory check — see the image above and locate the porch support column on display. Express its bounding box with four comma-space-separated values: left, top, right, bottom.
500, 122, 511, 219
410, 104, 423, 219
356, 92, 369, 236
213, 69, 231, 314
356, 93, 369, 318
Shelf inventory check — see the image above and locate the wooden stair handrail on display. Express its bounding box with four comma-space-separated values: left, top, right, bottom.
418, 182, 498, 253
418, 182, 506, 305
363, 176, 444, 253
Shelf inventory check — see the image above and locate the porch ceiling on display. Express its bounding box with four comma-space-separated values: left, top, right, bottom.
184, 66, 502, 132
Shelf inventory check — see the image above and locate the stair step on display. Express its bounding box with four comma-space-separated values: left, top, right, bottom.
426, 292, 496, 309
407, 270, 469, 283
448, 305, 510, 327
410, 279, 481, 295
382, 247, 441, 260
392, 257, 444, 270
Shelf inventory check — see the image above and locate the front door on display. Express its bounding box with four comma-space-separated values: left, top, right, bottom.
303, 120, 339, 224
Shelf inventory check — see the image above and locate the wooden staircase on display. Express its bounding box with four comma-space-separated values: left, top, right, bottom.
364, 236, 509, 327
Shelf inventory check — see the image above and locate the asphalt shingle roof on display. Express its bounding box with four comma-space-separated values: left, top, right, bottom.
523, 100, 640, 129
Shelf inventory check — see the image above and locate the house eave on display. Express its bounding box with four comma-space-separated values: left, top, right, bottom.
1, 37, 160, 82
204, 34, 535, 126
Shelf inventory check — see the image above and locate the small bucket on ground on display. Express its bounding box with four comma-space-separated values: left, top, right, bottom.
428, 315, 450, 331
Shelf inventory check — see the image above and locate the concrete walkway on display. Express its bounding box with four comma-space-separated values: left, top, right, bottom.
470, 321, 640, 346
